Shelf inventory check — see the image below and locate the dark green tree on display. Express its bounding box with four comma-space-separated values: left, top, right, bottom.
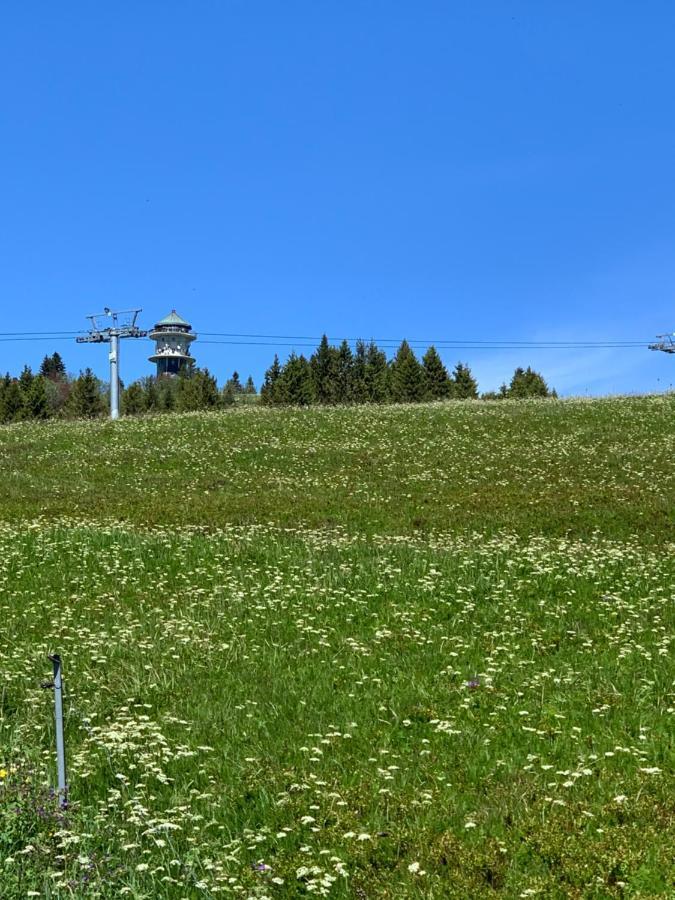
40, 352, 66, 381
26, 375, 48, 420
143, 377, 160, 411
351, 340, 369, 404
176, 368, 220, 412
18, 365, 34, 397
260, 355, 282, 405
422, 346, 452, 399
69, 369, 104, 418
365, 342, 390, 402
507, 366, 555, 398
310, 335, 341, 404
159, 379, 176, 411
336, 340, 354, 403
390, 340, 426, 403
0, 379, 25, 423
122, 382, 145, 415
244, 375, 256, 395
276, 353, 314, 405
222, 382, 236, 406
451, 362, 479, 399
226, 371, 243, 394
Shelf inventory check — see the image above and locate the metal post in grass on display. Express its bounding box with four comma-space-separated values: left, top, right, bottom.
47, 653, 68, 808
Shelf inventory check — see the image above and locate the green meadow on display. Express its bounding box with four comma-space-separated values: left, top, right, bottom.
0, 396, 673, 898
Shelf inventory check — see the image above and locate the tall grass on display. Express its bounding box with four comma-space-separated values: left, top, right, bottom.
0, 397, 673, 897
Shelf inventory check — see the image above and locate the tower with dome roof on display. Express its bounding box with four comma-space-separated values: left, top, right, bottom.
148, 310, 197, 376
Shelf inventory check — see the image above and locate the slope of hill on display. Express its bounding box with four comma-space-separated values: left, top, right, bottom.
0, 398, 673, 898
0, 395, 673, 538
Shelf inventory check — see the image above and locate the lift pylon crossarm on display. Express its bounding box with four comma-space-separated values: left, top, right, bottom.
648, 333, 675, 354
76, 333, 109, 344
75, 308, 148, 419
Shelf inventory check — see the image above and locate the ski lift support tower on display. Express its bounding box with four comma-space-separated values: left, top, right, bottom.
76, 308, 147, 420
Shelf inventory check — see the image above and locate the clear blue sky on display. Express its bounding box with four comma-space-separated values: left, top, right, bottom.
1, 2, 674, 395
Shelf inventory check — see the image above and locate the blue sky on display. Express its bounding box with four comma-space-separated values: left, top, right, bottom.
1, 2, 674, 395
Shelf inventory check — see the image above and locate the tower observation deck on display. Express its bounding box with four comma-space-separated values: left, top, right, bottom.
148, 310, 197, 376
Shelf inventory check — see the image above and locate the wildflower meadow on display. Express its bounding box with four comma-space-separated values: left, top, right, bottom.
0, 396, 673, 898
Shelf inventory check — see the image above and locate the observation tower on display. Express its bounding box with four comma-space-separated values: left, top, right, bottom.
148, 310, 197, 376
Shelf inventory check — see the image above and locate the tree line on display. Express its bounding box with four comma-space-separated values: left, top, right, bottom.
260, 336, 555, 405
0, 353, 257, 423
0, 343, 555, 424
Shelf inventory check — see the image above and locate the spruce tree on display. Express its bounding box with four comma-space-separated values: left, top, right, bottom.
365, 342, 390, 402
197, 369, 220, 408
451, 362, 479, 399
143, 377, 159, 411
40, 352, 66, 381
122, 382, 145, 415
26, 375, 48, 420
244, 375, 256, 395
227, 371, 243, 394
351, 340, 369, 403
222, 382, 236, 406
310, 335, 340, 404
336, 340, 354, 403
390, 340, 426, 403
260, 355, 282, 405
160, 379, 176, 411
0, 380, 25, 423
18, 365, 34, 397
507, 366, 554, 398
422, 346, 451, 399
176, 368, 220, 412
276, 353, 314, 405
69, 369, 104, 418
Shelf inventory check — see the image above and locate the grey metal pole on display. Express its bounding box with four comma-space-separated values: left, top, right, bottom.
110, 331, 120, 420
48, 654, 68, 808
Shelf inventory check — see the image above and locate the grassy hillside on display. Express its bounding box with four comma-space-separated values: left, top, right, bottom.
0, 398, 673, 898
0, 395, 673, 538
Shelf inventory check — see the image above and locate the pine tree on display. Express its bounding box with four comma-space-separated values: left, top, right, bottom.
351, 340, 369, 404
26, 375, 48, 420
18, 365, 34, 396
222, 382, 236, 406
507, 366, 554, 398
260, 355, 282, 405
276, 353, 314, 405
422, 346, 451, 399
451, 362, 479, 399
0, 379, 25, 423
365, 342, 390, 402
122, 382, 145, 415
336, 340, 354, 403
159, 379, 176, 411
390, 340, 426, 403
310, 335, 340, 404
143, 377, 159, 411
69, 369, 104, 418
176, 368, 220, 412
40, 352, 66, 381
227, 371, 243, 394
197, 369, 220, 408
244, 375, 256, 395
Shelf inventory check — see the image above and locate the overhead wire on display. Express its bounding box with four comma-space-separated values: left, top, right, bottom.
199, 332, 648, 347
0, 329, 652, 350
